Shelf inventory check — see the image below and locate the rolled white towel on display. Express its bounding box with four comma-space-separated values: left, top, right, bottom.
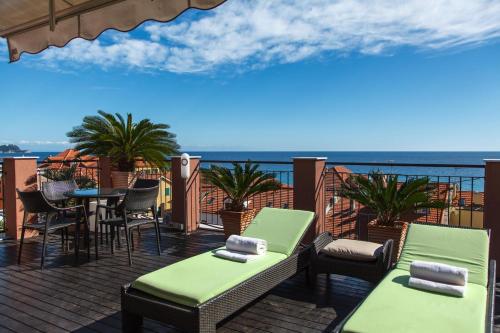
214, 249, 262, 263
408, 276, 466, 297
410, 260, 468, 286
226, 235, 267, 255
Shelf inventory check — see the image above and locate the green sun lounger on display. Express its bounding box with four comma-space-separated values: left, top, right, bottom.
121, 208, 325, 333
334, 223, 495, 333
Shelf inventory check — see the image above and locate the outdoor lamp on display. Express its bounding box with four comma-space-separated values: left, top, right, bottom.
181, 153, 190, 179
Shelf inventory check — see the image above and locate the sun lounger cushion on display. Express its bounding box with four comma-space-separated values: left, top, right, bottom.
132, 208, 314, 307
242, 208, 315, 256
342, 268, 487, 333
397, 223, 489, 287
320, 239, 382, 261
132, 249, 286, 307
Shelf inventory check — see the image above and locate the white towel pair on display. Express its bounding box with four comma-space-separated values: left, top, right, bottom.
214, 235, 268, 263
408, 260, 468, 297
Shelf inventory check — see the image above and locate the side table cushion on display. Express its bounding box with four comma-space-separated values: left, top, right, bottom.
320, 239, 383, 262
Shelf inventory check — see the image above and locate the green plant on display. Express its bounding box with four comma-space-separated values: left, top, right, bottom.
43, 164, 97, 188
67, 111, 179, 172
202, 161, 281, 212
340, 171, 445, 226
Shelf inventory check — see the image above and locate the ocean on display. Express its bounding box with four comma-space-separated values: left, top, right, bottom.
1, 151, 496, 190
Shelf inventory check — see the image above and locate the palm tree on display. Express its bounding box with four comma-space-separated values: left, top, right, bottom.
203, 161, 281, 212
340, 171, 445, 226
67, 111, 179, 171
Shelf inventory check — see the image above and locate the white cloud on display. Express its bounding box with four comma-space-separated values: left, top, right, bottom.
29, 0, 500, 73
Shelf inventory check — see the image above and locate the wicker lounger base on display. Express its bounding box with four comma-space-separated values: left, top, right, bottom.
121, 232, 332, 333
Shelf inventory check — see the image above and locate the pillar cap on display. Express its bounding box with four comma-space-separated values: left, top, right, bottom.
293, 157, 327, 160
484, 159, 500, 163
171, 155, 201, 159
2, 156, 39, 160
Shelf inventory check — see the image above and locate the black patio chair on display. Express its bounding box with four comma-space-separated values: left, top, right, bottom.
133, 178, 159, 189
17, 189, 89, 269
97, 178, 160, 246
41, 180, 80, 244
98, 185, 161, 265
41, 179, 79, 205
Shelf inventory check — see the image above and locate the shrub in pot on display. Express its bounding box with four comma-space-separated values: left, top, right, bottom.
67, 111, 179, 187
203, 161, 281, 238
340, 172, 445, 262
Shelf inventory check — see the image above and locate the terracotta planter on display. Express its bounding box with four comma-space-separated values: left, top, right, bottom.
367, 220, 408, 263
111, 171, 134, 188
220, 209, 256, 239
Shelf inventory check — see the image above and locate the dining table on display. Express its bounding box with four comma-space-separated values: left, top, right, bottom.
65, 188, 127, 260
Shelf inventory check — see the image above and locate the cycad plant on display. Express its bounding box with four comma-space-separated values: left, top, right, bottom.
340, 171, 445, 226
203, 161, 281, 212
67, 111, 179, 172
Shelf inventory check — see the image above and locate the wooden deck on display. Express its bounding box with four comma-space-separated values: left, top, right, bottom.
0, 227, 499, 332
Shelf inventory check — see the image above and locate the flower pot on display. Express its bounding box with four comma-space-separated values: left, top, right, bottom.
219, 209, 256, 239
111, 171, 134, 188
367, 220, 408, 263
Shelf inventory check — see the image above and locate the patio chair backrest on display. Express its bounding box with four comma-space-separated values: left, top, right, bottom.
123, 186, 159, 212
42, 180, 78, 202
17, 189, 56, 214
133, 178, 160, 189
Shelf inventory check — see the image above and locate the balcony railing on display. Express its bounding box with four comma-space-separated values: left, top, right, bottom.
6, 157, 485, 238
324, 161, 485, 240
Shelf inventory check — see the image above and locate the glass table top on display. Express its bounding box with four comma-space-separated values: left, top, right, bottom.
65, 188, 127, 198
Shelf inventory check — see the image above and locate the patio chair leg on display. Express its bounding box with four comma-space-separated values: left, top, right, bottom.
154, 221, 161, 256
124, 225, 132, 266
95, 221, 99, 260
17, 227, 26, 265
105, 224, 109, 244
137, 225, 141, 237
99, 222, 103, 245
110, 225, 115, 255
61, 229, 65, 249
130, 229, 134, 251
122, 310, 143, 332
41, 229, 48, 270
117, 226, 122, 247
74, 221, 80, 266
65, 228, 70, 251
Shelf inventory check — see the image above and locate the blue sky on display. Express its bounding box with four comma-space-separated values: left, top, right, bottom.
0, 0, 500, 152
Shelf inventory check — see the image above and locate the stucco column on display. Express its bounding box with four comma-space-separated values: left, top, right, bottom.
293, 157, 327, 243
484, 159, 500, 271
3, 157, 38, 239
171, 156, 201, 234
98, 156, 113, 188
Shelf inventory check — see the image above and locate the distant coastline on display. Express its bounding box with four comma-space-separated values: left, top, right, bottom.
0, 144, 28, 154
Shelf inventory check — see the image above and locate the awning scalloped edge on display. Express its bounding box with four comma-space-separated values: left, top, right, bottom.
3, 0, 227, 62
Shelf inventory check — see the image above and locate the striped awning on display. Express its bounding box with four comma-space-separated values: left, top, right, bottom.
0, 0, 225, 62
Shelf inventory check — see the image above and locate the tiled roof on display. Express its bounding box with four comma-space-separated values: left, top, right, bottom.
452, 191, 484, 207
39, 149, 98, 169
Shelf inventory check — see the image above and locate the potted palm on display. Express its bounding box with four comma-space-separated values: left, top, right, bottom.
67, 111, 179, 187
340, 172, 445, 261
203, 161, 281, 238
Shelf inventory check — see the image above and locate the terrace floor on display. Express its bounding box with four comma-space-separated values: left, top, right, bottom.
0, 227, 498, 333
